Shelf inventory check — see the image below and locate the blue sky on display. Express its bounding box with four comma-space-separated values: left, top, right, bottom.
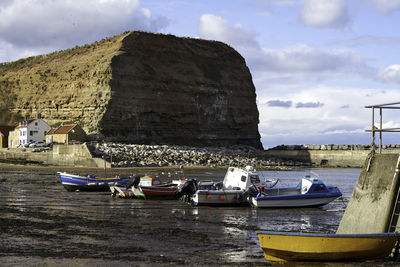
1, 0, 400, 148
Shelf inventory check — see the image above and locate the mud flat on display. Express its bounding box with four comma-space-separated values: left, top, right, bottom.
2, 167, 391, 266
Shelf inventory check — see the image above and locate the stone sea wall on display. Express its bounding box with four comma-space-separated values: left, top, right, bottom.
88, 143, 297, 169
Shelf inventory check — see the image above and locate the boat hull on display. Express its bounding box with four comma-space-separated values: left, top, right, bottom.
110, 185, 178, 200
249, 195, 339, 208
257, 231, 399, 262
192, 190, 249, 206
58, 172, 131, 192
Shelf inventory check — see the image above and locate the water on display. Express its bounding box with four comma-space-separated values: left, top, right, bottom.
0, 167, 384, 266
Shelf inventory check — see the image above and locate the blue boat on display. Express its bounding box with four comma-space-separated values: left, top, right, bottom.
58, 172, 132, 192
248, 176, 342, 208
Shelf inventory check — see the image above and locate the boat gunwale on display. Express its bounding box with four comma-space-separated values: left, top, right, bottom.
257, 231, 400, 238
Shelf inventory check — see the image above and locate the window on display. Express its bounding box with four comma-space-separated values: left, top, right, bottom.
30, 131, 33, 136
241, 175, 246, 182
250, 175, 260, 184
35, 122, 38, 126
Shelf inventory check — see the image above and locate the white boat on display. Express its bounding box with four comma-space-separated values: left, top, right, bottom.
248, 176, 342, 208
176, 166, 278, 206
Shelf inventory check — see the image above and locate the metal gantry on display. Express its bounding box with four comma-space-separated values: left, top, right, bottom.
365, 102, 400, 154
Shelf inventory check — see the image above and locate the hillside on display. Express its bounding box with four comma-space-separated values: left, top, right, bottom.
0, 31, 262, 149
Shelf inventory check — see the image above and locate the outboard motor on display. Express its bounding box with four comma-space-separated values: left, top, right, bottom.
175, 179, 198, 200
243, 184, 260, 199
126, 175, 141, 189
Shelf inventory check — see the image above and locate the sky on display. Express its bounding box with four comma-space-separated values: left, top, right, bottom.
1, 0, 400, 148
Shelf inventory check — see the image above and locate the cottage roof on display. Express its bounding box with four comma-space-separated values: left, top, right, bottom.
50, 124, 77, 135
47, 128, 57, 135
0, 126, 15, 136
15, 119, 35, 129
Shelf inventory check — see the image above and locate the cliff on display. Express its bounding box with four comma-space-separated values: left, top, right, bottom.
0, 31, 262, 149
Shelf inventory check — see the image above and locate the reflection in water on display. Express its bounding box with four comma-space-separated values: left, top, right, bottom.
301, 214, 311, 231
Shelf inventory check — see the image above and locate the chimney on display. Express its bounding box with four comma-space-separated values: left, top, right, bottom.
37, 113, 42, 119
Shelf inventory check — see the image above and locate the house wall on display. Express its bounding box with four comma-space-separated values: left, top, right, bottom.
0, 134, 5, 148
27, 119, 51, 143
68, 125, 87, 143
8, 130, 19, 148
50, 134, 68, 144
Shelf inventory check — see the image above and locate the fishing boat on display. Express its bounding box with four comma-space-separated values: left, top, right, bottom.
248, 176, 342, 208
58, 172, 131, 192
110, 175, 186, 200
257, 231, 399, 262
176, 166, 279, 206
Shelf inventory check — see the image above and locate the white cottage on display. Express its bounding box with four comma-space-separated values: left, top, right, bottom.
10, 117, 51, 148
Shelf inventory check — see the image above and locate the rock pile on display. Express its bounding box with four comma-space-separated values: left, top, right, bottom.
88, 143, 301, 169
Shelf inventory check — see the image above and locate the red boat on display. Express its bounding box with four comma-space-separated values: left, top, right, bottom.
110, 175, 186, 200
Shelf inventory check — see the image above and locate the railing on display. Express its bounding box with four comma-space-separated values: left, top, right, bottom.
365, 102, 400, 154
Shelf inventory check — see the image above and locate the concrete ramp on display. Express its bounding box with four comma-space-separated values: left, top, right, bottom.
337, 153, 400, 234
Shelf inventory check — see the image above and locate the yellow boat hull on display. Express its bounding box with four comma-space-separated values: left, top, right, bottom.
257, 231, 399, 262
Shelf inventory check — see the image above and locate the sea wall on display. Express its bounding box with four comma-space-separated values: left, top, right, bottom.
0, 144, 109, 168
265, 145, 400, 168
337, 153, 400, 234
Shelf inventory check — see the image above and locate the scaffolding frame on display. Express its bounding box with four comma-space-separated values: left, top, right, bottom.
365, 102, 400, 154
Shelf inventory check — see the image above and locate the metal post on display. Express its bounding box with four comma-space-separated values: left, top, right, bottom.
103, 155, 106, 177
372, 107, 375, 151
380, 107, 383, 154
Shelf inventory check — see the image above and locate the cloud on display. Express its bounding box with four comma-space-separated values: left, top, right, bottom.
378, 65, 400, 83
257, 85, 400, 147
295, 101, 324, 108
255, 45, 368, 74
198, 14, 260, 51
332, 35, 400, 47
368, 0, 400, 13
266, 100, 293, 108
197, 14, 372, 80
300, 0, 350, 28
0, 0, 168, 62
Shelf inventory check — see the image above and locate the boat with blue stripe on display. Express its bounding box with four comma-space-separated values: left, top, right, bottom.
248, 176, 342, 208
58, 172, 131, 192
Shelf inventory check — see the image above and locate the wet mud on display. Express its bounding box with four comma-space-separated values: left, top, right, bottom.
0, 167, 397, 266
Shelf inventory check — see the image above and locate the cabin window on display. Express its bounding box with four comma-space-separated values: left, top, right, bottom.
250, 175, 260, 184
241, 175, 246, 182
313, 185, 327, 192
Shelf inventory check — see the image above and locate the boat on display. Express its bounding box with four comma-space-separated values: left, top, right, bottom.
257, 231, 400, 262
248, 175, 342, 208
110, 175, 186, 200
176, 166, 279, 206
58, 172, 131, 192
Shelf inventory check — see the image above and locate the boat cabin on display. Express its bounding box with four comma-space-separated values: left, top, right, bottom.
222, 166, 261, 190
139, 175, 161, 186
299, 176, 331, 194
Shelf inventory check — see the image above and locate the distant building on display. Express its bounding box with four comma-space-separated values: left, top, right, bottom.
0, 126, 15, 148
46, 124, 87, 144
9, 117, 51, 148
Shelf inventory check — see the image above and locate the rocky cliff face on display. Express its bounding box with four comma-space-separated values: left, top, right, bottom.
0, 31, 262, 149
